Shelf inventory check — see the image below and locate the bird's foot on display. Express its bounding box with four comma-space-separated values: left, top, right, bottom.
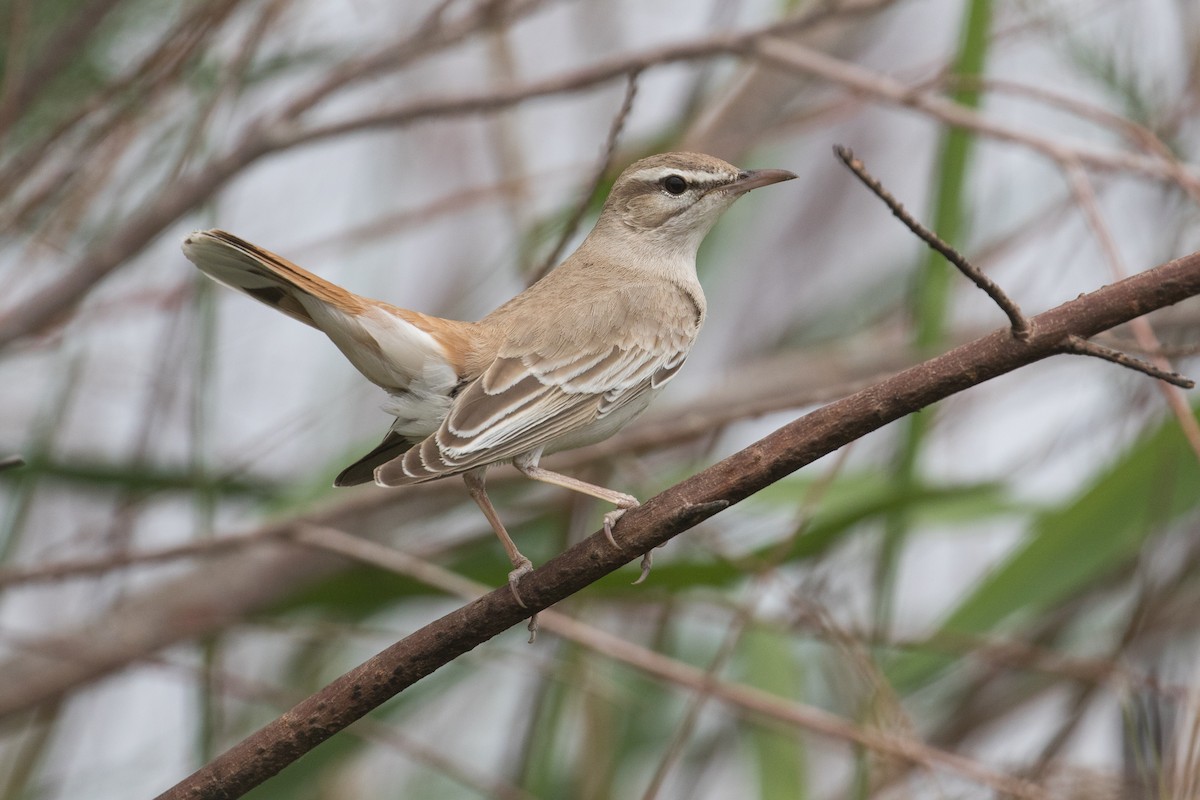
602, 496, 640, 547
508, 557, 533, 608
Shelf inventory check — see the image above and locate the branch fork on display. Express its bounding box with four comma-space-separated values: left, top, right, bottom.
833, 145, 1195, 389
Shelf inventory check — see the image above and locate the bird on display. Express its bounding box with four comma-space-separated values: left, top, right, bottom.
183, 151, 796, 610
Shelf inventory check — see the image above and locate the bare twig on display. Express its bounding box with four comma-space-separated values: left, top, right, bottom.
0, 455, 24, 472
1064, 336, 1194, 389
0, 529, 289, 587
0, 0, 125, 137
756, 37, 1198, 183
2, 0, 243, 231
1063, 159, 1200, 458
156, 249, 1200, 800
530, 69, 640, 284
834, 145, 1033, 340
942, 75, 1200, 205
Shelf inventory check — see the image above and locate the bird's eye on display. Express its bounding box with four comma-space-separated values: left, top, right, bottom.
661, 175, 688, 195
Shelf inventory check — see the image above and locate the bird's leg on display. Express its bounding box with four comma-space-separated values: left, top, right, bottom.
463, 468, 535, 619
511, 455, 640, 548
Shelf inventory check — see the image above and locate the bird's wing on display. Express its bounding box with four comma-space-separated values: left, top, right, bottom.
182, 229, 475, 393
374, 333, 691, 485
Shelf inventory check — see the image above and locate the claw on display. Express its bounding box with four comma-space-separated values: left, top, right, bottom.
602, 497, 640, 547
633, 549, 653, 585
508, 557, 533, 608
602, 508, 625, 547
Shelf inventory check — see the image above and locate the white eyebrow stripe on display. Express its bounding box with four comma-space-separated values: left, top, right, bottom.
633, 167, 734, 185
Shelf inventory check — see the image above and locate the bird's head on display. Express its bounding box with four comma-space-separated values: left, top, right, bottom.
595, 152, 796, 255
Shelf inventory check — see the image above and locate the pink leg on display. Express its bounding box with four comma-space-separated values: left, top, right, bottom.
463, 469, 533, 607
512, 455, 640, 547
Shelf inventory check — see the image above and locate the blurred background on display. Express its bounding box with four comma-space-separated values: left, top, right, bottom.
1, 0, 1200, 797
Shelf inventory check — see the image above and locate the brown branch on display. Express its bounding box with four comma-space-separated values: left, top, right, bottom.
1063, 335, 1195, 389
155, 250, 1200, 800
942, 75, 1200, 205
834, 145, 1033, 340
0, 135, 272, 345
0, 528, 289, 587
269, 0, 554, 127
530, 69, 640, 284
0, 484, 477, 725
754, 36, 1197, 183
1, 0, 244, 229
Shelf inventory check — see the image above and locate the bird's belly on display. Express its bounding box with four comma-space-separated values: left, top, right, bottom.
380, 386, 453, 441
542, 389, 657, 455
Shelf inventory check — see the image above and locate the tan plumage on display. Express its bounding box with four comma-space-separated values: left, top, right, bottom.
183, 152, 795, 608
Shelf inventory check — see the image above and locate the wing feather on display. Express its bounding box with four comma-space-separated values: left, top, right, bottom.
375, 340, 688, 485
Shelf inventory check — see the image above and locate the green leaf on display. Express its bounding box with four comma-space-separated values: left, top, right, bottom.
0, 455, 281, 499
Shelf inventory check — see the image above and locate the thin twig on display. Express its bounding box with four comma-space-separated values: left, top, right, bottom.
833, 145, 1033, 341
1063, 159, 1200, 456
0, 455, 24, 472
0, 0, 125, 137
530, 69, 640, 284
1, 0, 243, 233
1064, 336, 1194, 389
943, 75, 1200, 205
755, 37, 1197, 184
0, 528, 289, 587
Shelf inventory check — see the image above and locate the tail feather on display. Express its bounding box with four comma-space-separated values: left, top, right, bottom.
183, 228, 473, 484
334, 430, 417, 486
182, 230, 364, 327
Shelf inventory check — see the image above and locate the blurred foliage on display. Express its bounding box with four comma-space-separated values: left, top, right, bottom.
1, 1, 1199, 799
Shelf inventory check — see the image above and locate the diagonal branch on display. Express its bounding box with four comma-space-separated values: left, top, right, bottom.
834, 144, 1033, 340
156, 249, 1200, 800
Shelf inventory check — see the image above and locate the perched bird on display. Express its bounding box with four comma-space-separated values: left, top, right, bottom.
183, 152, 795, 606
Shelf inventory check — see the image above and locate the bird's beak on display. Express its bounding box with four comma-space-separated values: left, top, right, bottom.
725, 168, 797, 196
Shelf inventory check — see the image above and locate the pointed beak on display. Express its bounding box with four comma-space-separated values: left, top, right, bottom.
725, 168, 797, 196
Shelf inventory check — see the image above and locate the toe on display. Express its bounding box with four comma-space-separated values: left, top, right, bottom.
602, 508, 626, 547
508, 559, 533, 608
633, 550, 653, 585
